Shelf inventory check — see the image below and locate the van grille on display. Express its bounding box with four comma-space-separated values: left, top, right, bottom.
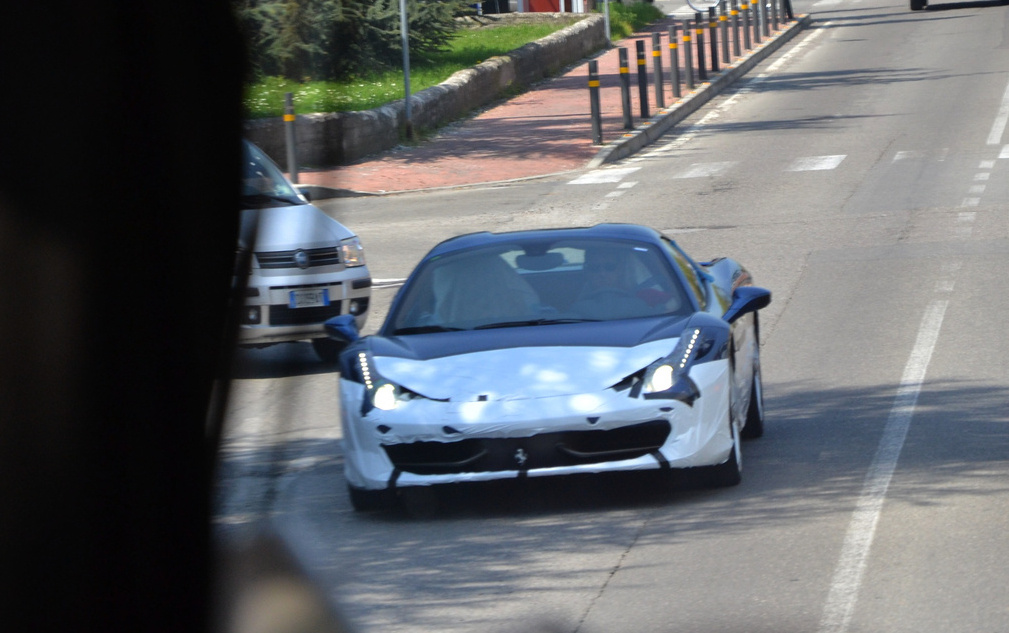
268, 303, 342, 326
257, 247, 340, 269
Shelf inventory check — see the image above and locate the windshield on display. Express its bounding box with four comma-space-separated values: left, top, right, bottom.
386, 238, 692, 335
240, 140, 303, 208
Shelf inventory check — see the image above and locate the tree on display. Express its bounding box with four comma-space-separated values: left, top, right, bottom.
237, 0, 471, 82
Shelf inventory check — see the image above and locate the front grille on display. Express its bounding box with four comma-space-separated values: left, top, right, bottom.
268, 302, 342, 326
383, 419, 671, 475
257, 246, 340, 269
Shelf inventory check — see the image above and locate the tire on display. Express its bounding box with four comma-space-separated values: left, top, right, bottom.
740, 368, 764, 439
347, 485, 394, 512
910, 0, 926, 10
706, 434, 742, 487
311, 337, 344, 363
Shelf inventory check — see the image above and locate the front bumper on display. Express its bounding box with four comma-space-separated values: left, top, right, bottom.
237, 266, 370, 345
340, 360, 734, 491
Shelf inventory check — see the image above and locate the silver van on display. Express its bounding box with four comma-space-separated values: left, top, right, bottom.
237, 140, 370, 361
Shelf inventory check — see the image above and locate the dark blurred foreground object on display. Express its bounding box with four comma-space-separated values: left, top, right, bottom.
0, 3, 243, 631
215, 531, 355, 633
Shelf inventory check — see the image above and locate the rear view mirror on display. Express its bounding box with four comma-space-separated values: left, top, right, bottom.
723, 286, 771, 324
324, 314, 360, 344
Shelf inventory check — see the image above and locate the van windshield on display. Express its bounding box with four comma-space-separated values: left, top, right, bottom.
240, 141, 303, 208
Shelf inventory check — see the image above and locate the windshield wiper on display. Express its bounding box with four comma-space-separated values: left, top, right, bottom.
392, 325, 465, 335
474, 318, 600, 330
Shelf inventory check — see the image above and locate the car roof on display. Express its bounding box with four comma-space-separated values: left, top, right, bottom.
427, 223, 666, 258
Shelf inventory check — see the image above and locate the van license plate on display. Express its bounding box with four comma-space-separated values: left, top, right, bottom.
289, 288, 329, 308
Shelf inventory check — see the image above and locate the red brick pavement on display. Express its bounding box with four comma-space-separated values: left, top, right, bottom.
296, 14, 793, 194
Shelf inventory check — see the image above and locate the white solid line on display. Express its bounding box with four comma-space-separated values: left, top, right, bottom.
818, 299, 949, 633
987, 77, 1009, 145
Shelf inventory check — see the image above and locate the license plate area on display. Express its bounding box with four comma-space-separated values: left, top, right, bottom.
289, 288, 330, 308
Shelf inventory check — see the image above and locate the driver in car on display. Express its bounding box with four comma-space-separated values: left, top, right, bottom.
569, 247, 656, 319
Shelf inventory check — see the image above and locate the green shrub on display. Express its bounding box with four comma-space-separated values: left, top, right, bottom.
598, 0, 665, 40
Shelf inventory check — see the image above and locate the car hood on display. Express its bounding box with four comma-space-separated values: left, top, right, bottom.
240, 203, 354, 252
368, 319, 689, 401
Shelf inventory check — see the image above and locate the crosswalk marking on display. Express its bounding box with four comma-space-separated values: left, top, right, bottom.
673, 161, 737, 179
786, 155, 846, 171
893, 150, 925, 162
567, 167, 641, 185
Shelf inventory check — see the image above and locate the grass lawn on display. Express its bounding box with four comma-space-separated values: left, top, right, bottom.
243, 4, 663, 120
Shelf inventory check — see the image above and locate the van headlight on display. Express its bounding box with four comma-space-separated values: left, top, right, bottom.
340, 237, 366, 267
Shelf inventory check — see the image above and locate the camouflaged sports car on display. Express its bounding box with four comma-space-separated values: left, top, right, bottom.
324, 224, 771, 511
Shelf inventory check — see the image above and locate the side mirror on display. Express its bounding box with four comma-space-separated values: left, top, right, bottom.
723, 286, 771, 324
324, 314, 360, 344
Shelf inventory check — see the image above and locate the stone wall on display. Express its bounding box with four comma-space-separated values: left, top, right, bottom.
244, 13, 606, 169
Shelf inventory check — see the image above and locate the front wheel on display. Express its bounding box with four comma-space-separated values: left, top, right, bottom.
704, 437, 742, 487
740, 369, 765, 439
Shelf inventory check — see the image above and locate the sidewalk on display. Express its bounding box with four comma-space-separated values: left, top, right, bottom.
297, 12, 809, 197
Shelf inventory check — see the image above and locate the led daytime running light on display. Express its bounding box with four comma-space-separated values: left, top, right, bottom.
358, 352, 374, 389
677, 328, 702, 370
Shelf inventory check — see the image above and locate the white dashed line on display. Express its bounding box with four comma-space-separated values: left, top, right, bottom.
987, 76, 1009, 145
617, 181, 638, 189
892, 150, 924, 162
567, 167, 641, 185
673, 161, 737, 178
786, 155, 846, 172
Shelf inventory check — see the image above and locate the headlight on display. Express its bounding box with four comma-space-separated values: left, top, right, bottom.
642, 326, 720, 405
644, 328, 704, 393
372, 383, 399, 411
356, 351, 403, 413
340, 237, 366, 267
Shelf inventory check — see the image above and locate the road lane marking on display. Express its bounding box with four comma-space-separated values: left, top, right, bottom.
987, 76, 1009, 145
786, 155, 846, 171
818, 299, 949, 633
568, 167, 641, 184
673, 161, 737, 178
629, 26, 830, 162
892, 150, 924, 162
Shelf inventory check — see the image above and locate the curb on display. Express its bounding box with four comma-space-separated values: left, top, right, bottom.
587, 14, 812, 169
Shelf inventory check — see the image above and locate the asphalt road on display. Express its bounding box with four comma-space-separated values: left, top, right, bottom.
217, 1, 1009, 631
